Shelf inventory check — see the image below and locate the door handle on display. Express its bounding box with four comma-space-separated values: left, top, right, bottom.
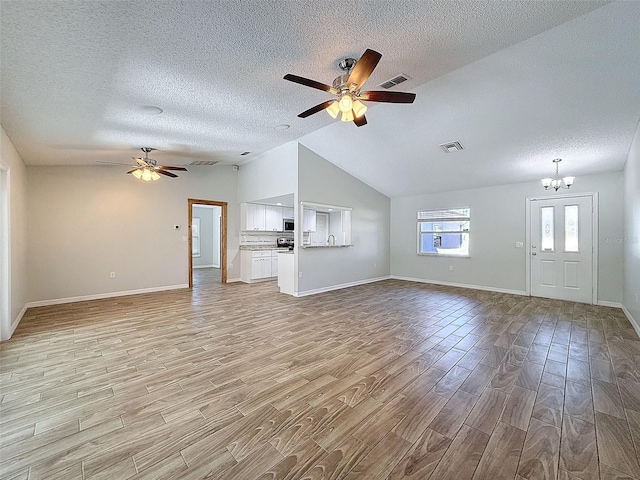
531, 252, 537, 256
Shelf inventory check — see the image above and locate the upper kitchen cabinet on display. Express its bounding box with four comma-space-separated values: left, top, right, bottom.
283, 207, 294, 220
265, 205, 284, 231
302, 208, 317, 232
241, 203, 266, 231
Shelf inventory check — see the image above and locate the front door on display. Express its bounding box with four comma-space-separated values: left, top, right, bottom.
530, 195, 594, 303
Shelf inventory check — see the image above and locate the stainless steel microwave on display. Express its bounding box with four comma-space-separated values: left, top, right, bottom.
283, 218, 294, 231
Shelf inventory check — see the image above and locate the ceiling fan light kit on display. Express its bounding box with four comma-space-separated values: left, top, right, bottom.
97, 147, 187, 181
541, 158, 575, 191
283, 49, 415, 127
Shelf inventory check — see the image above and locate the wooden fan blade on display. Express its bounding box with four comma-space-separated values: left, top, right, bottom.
359, 91, 416, 103
347, 49, 382, 90
298, 100, 334, 118
354, 114, 367, 127
156, 169, 178, 178
284, 74, 333, 93
133, 157, 148, 167
126, 168, 139, 174
157, 166, 188, 171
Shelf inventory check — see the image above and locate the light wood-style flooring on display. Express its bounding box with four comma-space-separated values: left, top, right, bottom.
193, 267, 221, 287
1, 279, 639, 479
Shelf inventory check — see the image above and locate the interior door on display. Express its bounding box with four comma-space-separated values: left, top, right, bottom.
530, 195, 593, 303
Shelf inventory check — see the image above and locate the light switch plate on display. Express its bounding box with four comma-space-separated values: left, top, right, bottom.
515, 242, 524, 248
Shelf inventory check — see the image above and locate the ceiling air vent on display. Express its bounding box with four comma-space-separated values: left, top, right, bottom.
186, 160, 219, 166
379, 74, 410, 89
440, 141, 464, 153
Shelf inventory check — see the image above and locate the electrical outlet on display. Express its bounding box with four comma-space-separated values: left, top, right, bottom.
299, 271, 303, 278
110, 272, 115, 279
229, 263, 233, 269
449, 266, 453, 271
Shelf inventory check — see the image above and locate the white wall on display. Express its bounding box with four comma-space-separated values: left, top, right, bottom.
391, 171, 624, 303
297, 144, 390, 294
238, 141, 298, 204
27, 165, 239, 303
623, 121, 640, 331
0, 127, 28, 340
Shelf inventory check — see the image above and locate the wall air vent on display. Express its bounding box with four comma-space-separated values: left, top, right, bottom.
439, 141, 464, 153
186, 160, 219, 166
379, 74, 410, 89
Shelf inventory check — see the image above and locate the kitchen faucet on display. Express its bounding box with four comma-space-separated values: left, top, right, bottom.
328, 234, 335, 246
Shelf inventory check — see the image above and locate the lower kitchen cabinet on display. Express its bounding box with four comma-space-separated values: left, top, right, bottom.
240, 250, 280, 282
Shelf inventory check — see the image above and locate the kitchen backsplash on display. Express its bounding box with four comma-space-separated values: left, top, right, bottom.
240, 231, 294, 247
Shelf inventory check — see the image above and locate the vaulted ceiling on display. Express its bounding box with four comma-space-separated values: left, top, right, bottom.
1, 1, 639, 197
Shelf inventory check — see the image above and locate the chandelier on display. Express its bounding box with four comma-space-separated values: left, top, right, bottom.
541, 159, 575, 191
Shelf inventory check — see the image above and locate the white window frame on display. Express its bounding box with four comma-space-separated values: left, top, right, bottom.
417, 208, 470, 257
192, 217, 201, 257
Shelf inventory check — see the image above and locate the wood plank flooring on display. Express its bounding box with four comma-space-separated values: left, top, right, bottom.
1, 279, 639, 479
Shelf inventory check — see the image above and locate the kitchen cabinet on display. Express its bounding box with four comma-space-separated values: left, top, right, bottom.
241, 203, 266, 231
271, 253, 278, 276
265, 205, 283, 231
283, 207, 294, 220
240, 250, 280, 282
302, 208, 317, 232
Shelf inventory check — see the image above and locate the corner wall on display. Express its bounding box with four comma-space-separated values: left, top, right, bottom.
297, 144, 390, 294
26, 165, 240, 303
623, 121, 640, 333
0, 126, 28, 340
391, 171, 624, 303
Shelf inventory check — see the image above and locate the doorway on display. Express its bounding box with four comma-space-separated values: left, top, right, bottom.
188, 199, 227, 287
526, 193, 598, 304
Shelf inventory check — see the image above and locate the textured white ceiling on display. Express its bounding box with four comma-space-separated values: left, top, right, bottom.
2, 0, 638, 197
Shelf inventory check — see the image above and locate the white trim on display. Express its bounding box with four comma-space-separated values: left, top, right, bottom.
193, 264, 216, 269
622, 305, 640, 338
597, 301, 623, 308
294, 276, 391, 297
0, 164, 11, 341
25, 284, 189, 308
6, 304, 27, 340
226, 277, 242, 283
525, 192, 598, 304
392, 275, 528, 296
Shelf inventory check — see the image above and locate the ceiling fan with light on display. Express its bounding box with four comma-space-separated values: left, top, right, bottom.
284, 49, 416, 127
97, 147, 187, 181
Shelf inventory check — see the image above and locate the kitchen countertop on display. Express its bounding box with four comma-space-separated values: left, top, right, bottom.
300, 245, 354, 249
239, 246, 292, 251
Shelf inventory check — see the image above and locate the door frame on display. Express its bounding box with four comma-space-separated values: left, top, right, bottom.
188, 199, 227, 287
525, 192, 598, 304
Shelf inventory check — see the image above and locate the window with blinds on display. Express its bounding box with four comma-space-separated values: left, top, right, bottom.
417, 208, 470, 256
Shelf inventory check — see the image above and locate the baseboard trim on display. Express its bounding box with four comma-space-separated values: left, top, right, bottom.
26, 284, 190, 308
391, 275, 528, 296
226, 278, 242, 283
597, 301, 623, 308
193, 265, 216, 269
7, 304, 27, 339
622, 305, 640, 338
295, 276, 391, 297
